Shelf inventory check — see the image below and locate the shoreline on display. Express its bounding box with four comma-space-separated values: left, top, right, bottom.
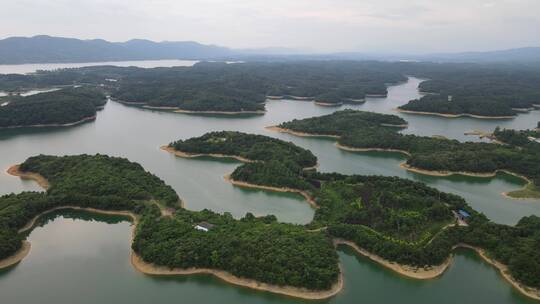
314, 101, 342, 107
7, 165, 50, 189
160, 145, 255, 163
113, 99, 265, 115
399, 163, 538, 200
5, 167, 342, 300
265, 126, 340, 138
131, 253, 343, 300
0, 241, 31, 270
224, 175, 318, 209
335, 239, 452, 279
458, 244, 540, 301
337, 239, 540, 300
0, 115, 96, 130
335, 143, 412, 157
395, 108, 515, 120
174, 108, 265, 115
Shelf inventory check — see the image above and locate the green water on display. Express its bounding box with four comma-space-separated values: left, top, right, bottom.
0, 74, 539, 303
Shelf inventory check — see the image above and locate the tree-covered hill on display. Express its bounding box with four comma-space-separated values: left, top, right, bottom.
0, 87, 106, 128
278, 109, 407, 136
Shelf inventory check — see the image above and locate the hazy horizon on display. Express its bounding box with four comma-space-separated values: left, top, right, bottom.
1, 0, 540, 54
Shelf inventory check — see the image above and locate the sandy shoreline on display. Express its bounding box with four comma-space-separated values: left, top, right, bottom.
7, 165, 50, 190
366, 94, 388, 97
224, 175, 318, 208
131, 253, 343, 300
335, 239, 452, 279
174, 109, 265, 115
457, 244, 540, 300
395, 108, 515, 119
265, 126, 340, 138
314, 101, 342, 107
337, 239, 540, 299
0, 115, 96, 129
160, 145, 255, 163
0, 241, 31, 270
399, 163, 538, 200
335, 143, 412, 156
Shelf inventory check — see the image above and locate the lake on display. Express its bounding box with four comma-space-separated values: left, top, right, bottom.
0, 59, 198, 74
0, 71, 539, 303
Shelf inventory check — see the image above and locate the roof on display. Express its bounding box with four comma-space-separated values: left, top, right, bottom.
458, 210, 471, 218
196, 221, 215, 229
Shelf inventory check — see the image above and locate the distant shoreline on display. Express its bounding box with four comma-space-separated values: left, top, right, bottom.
335, 143, 412, 156
395, 108, 515, 119
0, 115, 96, 130
265, 126, 340, 138
113, 99, 265, 115
314, 101, 342, 107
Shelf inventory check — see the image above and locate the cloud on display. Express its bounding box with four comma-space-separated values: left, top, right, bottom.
0, 0, 539, 53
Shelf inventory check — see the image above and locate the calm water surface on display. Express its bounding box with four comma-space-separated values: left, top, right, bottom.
0, 74, 539, 303
0, 59, 198, 74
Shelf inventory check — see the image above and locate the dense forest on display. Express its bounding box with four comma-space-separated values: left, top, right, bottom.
398, 62, 540, 117
276, 111, 540, 199
172, 131, 540, 291
0, 61, 405, 112
278, 109, 407, 136
1, 154, 341, 291
2, 61, 540, 116
1, 143, 539, 293
133, 208, 339, 290
0, 154, 180, 261
0, 87, 106, 128
170, 131, 317, 167
169, 131, 317, 190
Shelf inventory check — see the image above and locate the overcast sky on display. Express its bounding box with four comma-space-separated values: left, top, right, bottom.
1, 0, 539, 53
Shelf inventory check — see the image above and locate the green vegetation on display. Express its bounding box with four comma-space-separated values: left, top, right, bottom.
398, 63, 540, 117
19, 154, 180, 208
0, 62, 405, 113
170, 131, 317, 167
277, 111, 540, 198
0, 87, 106, 128
133, 208, 339, 290
170, 131, 317, 190
0, 154, 179, 260
1, 154, 339, 292
278, 109, 407, 136
2, 61, 540, 117
3, 136, 540, 294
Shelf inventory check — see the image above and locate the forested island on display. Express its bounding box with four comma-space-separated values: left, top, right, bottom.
165, 131, 540, 299
2, 61, 540, 117
273, 110, 540, 199
397, 63, 540, 118
0, 61, 405, 114
0, 87, 106, 128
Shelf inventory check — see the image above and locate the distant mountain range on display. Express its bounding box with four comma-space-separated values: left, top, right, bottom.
0, 35, 539, 64
0, 35, 233, 64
